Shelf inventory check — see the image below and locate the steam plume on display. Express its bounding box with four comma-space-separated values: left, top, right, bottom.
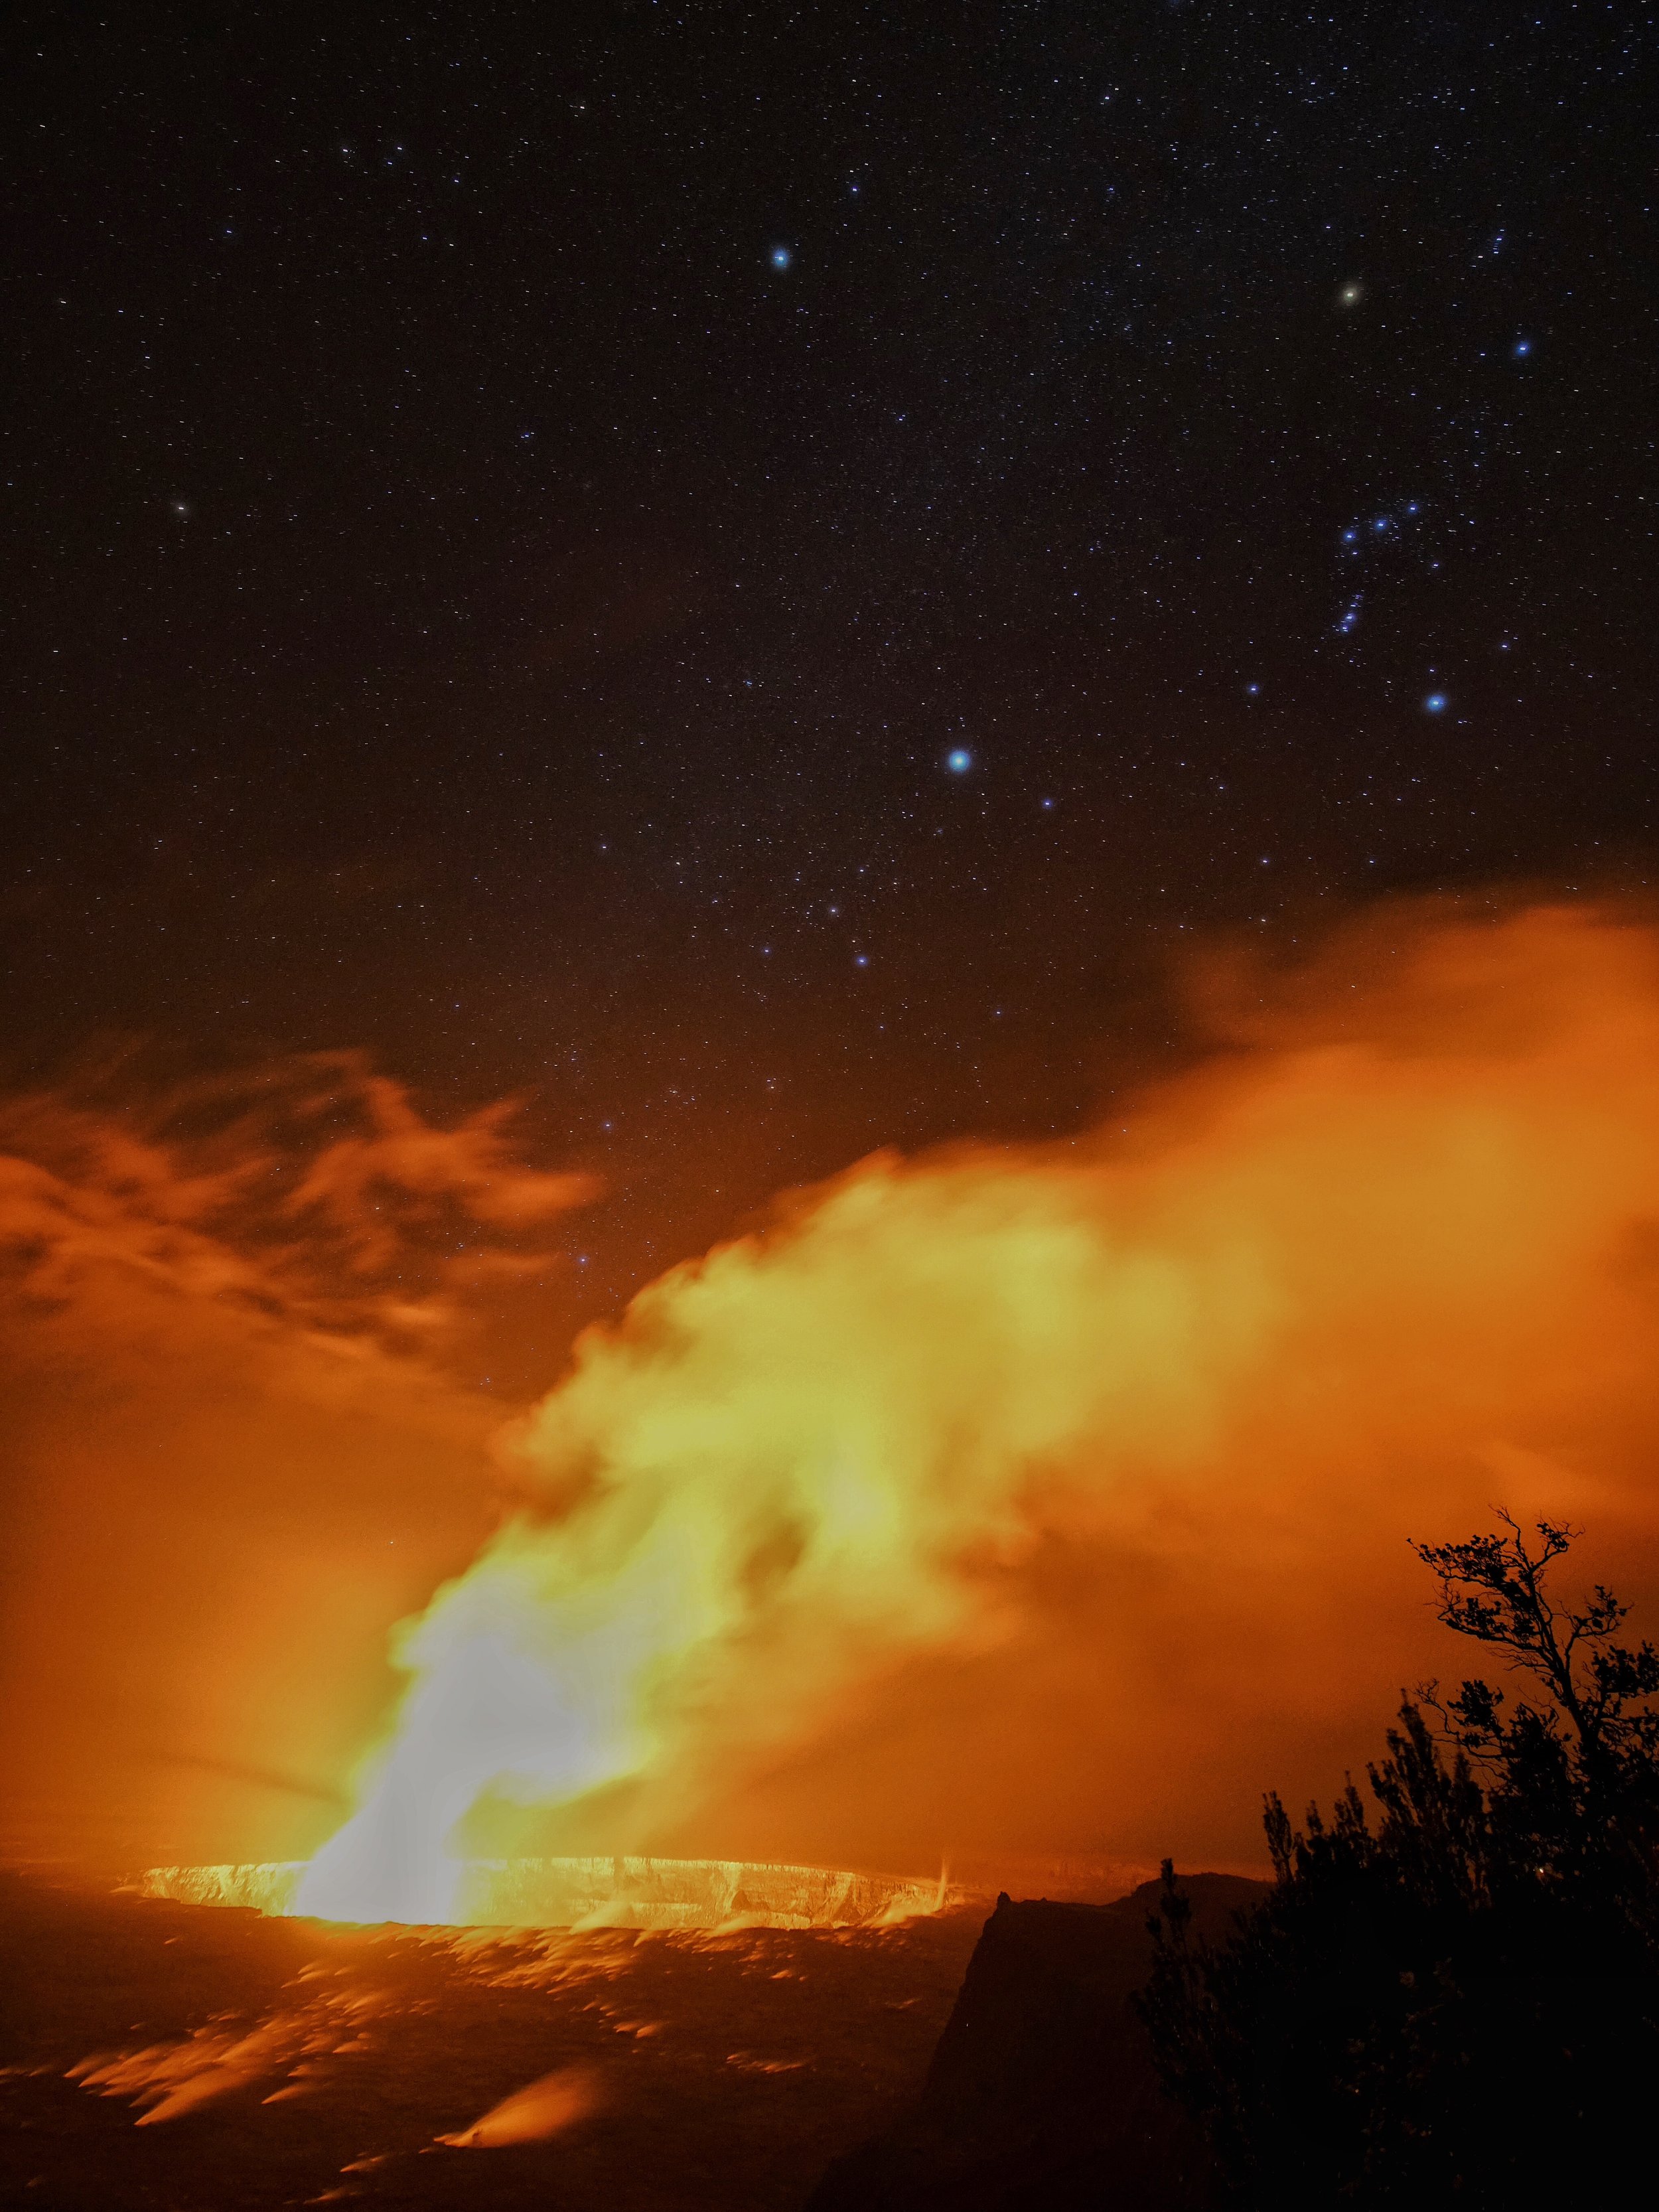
297, 904, 1659, 1918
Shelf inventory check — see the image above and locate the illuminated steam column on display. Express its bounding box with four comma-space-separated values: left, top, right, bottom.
295, 1623, 613, 1924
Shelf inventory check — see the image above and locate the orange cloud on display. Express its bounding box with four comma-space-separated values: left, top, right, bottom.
297, 903, 1659, 1910
13, 905, 1659, 1899
0, 1054, 595, 1871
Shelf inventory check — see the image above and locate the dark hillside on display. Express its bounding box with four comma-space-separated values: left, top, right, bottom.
810, 1874, 1264, 2212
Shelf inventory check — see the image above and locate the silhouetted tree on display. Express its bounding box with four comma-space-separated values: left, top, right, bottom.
1415, 1512, 1659, 1913
1139, 1517, 1659, 2206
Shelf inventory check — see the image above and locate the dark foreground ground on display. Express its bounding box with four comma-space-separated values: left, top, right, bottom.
0, 1870, 984, 2212
810, 1876, 1264, 2212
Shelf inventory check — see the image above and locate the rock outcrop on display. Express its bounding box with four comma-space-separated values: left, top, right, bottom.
808, 1873, 1265, 2212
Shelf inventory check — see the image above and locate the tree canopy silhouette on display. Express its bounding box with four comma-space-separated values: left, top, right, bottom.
1139, 1516, 1659, 2206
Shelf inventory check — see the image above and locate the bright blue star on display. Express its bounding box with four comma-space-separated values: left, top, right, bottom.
1424, 692, 1448, 713
946, 749, 972, 773
1512, 337, 1532, 358
770, 246, 792, 269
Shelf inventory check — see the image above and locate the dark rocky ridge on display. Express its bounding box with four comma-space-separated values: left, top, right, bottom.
808, 1874, 1267, 2212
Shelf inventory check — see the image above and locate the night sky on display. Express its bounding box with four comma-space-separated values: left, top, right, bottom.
5, 2, 1653, 1315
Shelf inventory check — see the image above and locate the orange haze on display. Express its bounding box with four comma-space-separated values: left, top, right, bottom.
8, 904, 1659, 1892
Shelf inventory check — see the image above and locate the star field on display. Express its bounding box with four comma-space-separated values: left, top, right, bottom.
2, 1, 1653, 1311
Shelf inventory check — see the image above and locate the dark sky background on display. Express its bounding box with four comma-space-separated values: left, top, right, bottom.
5, 0, 1652, 1320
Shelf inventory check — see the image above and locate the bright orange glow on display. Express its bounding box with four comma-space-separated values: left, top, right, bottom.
138, 1854, 948, 1928
11, 905, 1659, 1898
293, 903, 1659, 1919
0, 1053, 594, 1872
434, 2065, 601, 2147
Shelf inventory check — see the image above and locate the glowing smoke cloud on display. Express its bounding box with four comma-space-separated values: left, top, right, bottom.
299, 905, 1659, 1922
